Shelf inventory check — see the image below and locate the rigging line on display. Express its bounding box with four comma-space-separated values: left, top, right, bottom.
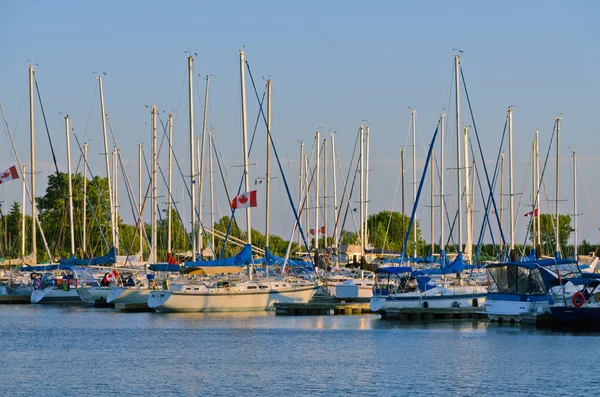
245, 60, 313, 264
33, 74, 60, 175
466, 130, 500, 258
475, 117, 507, 257
154, 147, 196, 253
460, 67, 506, 246
212, 132, 232, 204
401, 123, 440, 261
0, 102, 52, 260
339, 133, 363, 245
220, 89, 266, 258
72, 132, 111, 251
577, 161, 600, 255
522, 121, 559, 255
513, 147, 532, 258
82, 82, 98, 141
382, 148, 403, 252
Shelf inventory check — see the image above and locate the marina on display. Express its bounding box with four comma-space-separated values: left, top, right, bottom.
1, 1, 598, 396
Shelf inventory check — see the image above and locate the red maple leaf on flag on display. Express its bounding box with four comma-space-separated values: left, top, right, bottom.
238, 194, 248, 204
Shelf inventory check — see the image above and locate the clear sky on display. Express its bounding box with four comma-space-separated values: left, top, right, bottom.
0, 0, 598, 253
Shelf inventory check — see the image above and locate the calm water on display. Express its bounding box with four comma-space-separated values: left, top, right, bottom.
1, 305, 599, 396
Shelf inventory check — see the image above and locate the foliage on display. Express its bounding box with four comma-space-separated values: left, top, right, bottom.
528, 213, 574, 254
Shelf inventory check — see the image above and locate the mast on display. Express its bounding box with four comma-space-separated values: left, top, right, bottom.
21, 165, 26, 257
196, 136, 202, 255
411, 109, 417, 258
500, 152, 505, 247
555, 116, 561, 257
98, 75, 115, 250
113, 146, 119, 251
65, 116, 75, 256
365, 126, 370, 249
454, 55, 463, 255
323, 138, 327, 250
199, 75, 210, 253
331, 133, 338, 257
440, 113, 445, 251
151, 106, 157, 263
138, 143, 143, 257
359, 125, 364, 256
573, 151, 577, 260
315, 130, 321, 251
83, 143, 88, 253
265, 78, 272, 248
464, 126, 472, 263
431, 151, 435, 257
239, 51, 251, 245
508, 107, 515, 252
304, 154, 310, 250
29, 65, 36, 259
531, 136, 536, 252
209, 130, 215, 252
188, 55, 197, 259
535, 130, 541, 251
401, 148, 405, 248
298, 141, 304, 248
168, 114, 173, 254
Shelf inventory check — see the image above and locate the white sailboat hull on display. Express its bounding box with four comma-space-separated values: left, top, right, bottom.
107, 286, 151, 305
31, 287, 84, 304
76, 287, 111, 305
148, 285, 318, 313
370, 286, 487, 313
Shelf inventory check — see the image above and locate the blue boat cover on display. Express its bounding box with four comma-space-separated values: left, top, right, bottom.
149, 264, 181, 272
58, 247, 117, 266
416, 276, 437, 292
183, 244, 253, 267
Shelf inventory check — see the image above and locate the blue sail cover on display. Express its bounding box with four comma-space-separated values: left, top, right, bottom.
149, 264, 181, 272
441, 252, 465, 274
183, 244, 253, 267
521, 249, 537, 262
416, 276, 438, 292
58, 247, 117, 267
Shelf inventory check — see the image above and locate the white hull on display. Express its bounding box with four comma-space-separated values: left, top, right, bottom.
107, 287, 151, 305
334, 281, 374, 300
31, 287, 84, 304
371, 286, 487, 313
76, 287, 111, 305
149, 285, 318, 313
485, 299, 550, 322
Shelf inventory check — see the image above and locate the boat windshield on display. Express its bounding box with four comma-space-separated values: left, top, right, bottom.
487, 265, 546, 295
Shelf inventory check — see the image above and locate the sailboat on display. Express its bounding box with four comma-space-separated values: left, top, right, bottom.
148, 52, 318, 313
370, 64, 487, 316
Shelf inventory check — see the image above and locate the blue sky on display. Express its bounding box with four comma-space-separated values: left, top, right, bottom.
0, 1, 598, 251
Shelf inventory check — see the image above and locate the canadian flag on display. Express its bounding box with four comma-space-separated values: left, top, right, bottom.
105, 269, 119, 282
310, 226, 326, 235
524, 208, 539, 217
0, 165, 19, 184
231, 190, 258, 209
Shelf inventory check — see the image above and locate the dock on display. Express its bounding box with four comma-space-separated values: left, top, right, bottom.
0, 295, 31, 304
275, 296, 372, 316
379, 307, 486, 320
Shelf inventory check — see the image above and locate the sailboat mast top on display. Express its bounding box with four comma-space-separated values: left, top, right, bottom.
188, 55, 197, 259
454, 55, 463, 252
239, 51, 251, 245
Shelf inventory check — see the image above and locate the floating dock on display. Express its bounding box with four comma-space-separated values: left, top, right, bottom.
0, 295, 31, 304
379, 307, 486, 320
275, 297, 372, 316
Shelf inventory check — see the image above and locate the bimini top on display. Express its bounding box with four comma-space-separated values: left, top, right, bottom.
485, 258, 577, 271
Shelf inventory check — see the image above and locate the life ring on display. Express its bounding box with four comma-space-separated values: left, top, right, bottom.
572, 291, 585, 308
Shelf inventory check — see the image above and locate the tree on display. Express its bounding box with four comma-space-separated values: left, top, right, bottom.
529, 213, 573, 253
